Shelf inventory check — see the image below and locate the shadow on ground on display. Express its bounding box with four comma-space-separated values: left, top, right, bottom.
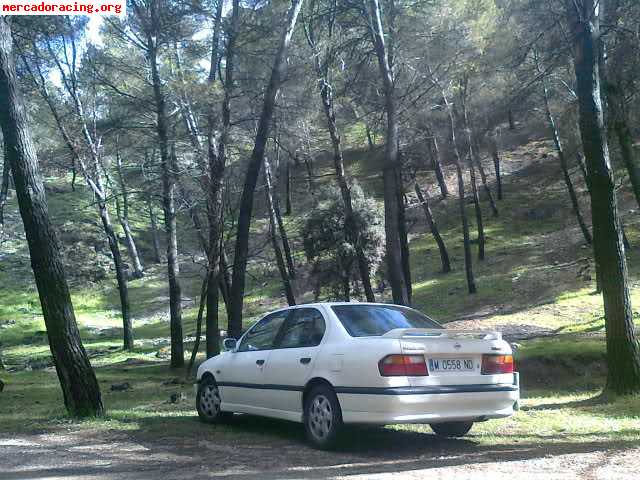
1, 414, 638, 479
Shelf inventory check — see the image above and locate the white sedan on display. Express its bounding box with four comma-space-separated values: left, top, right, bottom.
195, 302, 519, 449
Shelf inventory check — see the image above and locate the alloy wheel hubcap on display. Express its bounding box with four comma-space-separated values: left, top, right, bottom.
200, 383, 221, 418
308, 395, 333, 440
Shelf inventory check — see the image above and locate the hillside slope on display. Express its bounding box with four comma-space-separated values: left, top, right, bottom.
1, 124, 639, 372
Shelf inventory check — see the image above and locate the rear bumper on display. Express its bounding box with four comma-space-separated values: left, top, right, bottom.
338, 377, 520, 425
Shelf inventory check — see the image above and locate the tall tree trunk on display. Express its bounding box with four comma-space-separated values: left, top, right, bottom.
115, 143, 144, 279
488, 134, 503, 200
468, 155, 485, 260
306, 24, 375, 302
604, 16, 640, 210
367, 0, 410, 305
472, 137, 499, 216
138, 0, 184, 367
147, 194, 163, 263
425, 124, 448, 198
541, 75, 593, 245
205, 272, 219, 358
459, 79, 486, 260
229, 0, 304, 337
272, 183, 295, 279
98, 202, 133, 350
164, 143, 184, 368
0, 17, 103, 417
413, 176, 451, 273
264, 157, 296, 305
577, 151, 630, 250
508, 108, 516, 130
284, 159, 292, 216
569, 0, 640, 394
206, 0, 237, 349
396, 162, 412, 302
365, 124, 375, 150
24, 40, 133, 348
576, 152, 588, 183
0, 148, 9, 226
443, 91, 477, 293
70, 157, 77, 192
219, 249, 232, 310
187, 274, 209, 375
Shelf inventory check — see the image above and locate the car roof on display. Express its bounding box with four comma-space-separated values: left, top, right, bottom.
280, 302, 412, 309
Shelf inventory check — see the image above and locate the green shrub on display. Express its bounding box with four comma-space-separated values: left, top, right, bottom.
302, 183, 384, 300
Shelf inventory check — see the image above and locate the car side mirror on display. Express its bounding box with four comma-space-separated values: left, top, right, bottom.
223, 338, 237, 351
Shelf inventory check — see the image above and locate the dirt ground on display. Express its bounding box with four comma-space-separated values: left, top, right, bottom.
2, 416, 639, 480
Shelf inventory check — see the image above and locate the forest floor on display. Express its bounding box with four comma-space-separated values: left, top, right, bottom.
1, 383, 639, 479
2, 124, 640, 477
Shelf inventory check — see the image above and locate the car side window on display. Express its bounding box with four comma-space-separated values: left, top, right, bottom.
275, 308, 326, 349
237, 311, 289, 352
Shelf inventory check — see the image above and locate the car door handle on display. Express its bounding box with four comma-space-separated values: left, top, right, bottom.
300, 357, 312, 365
256, 359, 265, 366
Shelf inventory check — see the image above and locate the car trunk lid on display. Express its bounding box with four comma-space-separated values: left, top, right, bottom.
382, 328, 511, 386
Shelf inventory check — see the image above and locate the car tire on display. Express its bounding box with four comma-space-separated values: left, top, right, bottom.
196, 376, 232, 424
430, 421, 473, 437
304, 385, 343, 449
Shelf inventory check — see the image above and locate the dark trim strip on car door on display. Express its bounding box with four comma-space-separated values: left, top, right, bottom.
334, 384, 519, 395
218, 382, 304, 392
217, 382, 518, 395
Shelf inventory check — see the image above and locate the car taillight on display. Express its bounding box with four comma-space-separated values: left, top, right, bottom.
379, 354, 428, 376
481, 354, 514, 374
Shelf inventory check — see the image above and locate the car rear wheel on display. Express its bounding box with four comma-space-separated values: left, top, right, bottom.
196, 376, 231, 424
430, 421, 473, 437
304, 385, 342, 449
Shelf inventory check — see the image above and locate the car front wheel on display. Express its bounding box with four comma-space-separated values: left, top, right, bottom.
196, 376, 230, 424
430, 421, 473, 437
304, 385, 343, 449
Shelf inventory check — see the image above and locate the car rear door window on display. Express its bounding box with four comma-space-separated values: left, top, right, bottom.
237, 310, 289, 352
331, 305, 442, 337
275, 308, 326, 348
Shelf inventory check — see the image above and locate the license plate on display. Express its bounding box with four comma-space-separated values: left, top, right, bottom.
428, 358, 475, 372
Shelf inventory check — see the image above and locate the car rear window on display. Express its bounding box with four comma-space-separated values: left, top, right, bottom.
331, 305, 442, 337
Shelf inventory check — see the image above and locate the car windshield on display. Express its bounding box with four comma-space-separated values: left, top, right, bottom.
331, 304, 442, 337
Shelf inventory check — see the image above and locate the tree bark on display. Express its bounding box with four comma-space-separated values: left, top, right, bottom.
367, 0, 410, 305
459, 79, 486, 260
272, 183, 295, 279
205, 0, 238, 349
443, 91, 476, 293
425, 124, 448, 198
264, 157, 296, 305
306, 22, 376, 302
229, 0, 304, 337
488, 134, 503, 200
187, 274, 209, 375
604, 20, 640, 210
114, 142, 144, 279
569, 0, 640, 394
98, 202, 133, 350
396, 162, 412, 302
205, 271, 220, 358
472, 137, 499, 216
0, 17, 103, 417
164, 143, 184, 368
0, 147, 9, 226
146, 194, 163, 263
541, 75, 593, 245
136, 0, 184, 367
284, 159, 292, 216
25, 38, 133, 349
413, 176, 451, 273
